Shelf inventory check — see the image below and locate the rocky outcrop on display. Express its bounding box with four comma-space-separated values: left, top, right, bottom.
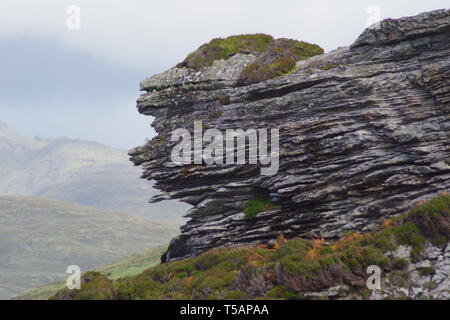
299, 242, 450, 300
378, 242, 450, 299
130, 9, 450, 262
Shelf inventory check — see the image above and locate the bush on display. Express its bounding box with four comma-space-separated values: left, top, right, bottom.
238, 38, 324, 85
409, 194, 450, 219
393, 222, 425, 247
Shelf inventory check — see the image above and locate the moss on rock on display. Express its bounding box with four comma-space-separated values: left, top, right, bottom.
177, 34, 324, 84
50, 194, 450, 300
243, 196, 277, 219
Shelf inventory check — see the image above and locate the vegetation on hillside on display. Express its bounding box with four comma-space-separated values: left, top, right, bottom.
176, 34, 324, 84
14, 246, 167, 300
51, 194, 449, 300
244, 196, 277, 219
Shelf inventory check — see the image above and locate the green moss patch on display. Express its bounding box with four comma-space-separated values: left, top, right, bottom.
243, 196, 277, 219
408, 194, 450, 238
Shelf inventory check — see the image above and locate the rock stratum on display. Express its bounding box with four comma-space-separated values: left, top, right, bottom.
130, 9, 450, 262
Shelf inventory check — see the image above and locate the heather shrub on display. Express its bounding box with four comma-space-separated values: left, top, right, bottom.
177, 34, 324, 84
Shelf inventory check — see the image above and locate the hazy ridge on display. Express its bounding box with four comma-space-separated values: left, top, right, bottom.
0, 121, 189, 222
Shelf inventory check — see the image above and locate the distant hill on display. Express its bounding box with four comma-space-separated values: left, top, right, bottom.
0, 195, 179, 300
47, 195, 450, 301
0, 121, 190, 222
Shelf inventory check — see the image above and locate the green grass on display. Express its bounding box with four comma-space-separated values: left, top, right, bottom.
320, 63, 339, 71
95, 246, 168, 280
12, 282, 66, 301
392, 222, 426, 247
409, 194, 450, 219
50, 194, 450, 300
243, 196, 277, 219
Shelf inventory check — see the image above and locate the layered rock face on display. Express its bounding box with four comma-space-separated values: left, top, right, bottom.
130, 9, 450, 262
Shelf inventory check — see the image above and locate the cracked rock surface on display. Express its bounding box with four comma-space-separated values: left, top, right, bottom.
130, 9, 450, 262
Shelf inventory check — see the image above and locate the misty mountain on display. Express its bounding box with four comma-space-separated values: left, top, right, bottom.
0, 121, 189, 222
0, 195, 179, 300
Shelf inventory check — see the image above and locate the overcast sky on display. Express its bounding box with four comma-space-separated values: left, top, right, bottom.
0, 0, 448, 149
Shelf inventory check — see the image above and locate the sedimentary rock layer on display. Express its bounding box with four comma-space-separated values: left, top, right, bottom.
130, 9, 450, 261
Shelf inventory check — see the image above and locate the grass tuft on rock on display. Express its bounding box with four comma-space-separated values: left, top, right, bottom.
243, 196, 277, 219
